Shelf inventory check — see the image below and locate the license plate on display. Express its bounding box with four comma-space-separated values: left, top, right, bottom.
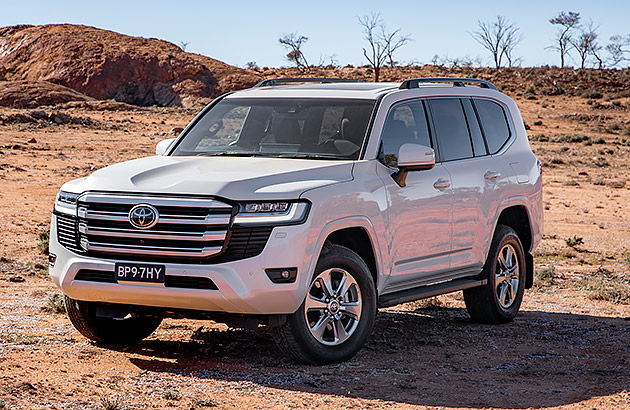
115, 263, 165, 283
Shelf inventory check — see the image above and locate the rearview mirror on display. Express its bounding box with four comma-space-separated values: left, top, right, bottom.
156, 138, 176, 156
393, 143, 435, 187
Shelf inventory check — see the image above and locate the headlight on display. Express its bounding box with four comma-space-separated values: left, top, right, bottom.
233, 201, 310, 226
54, 191, 79, 216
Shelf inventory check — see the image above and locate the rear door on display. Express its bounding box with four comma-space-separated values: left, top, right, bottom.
426, 98, 510, 273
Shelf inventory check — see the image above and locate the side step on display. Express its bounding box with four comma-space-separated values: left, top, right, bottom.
378, 278, 487, 308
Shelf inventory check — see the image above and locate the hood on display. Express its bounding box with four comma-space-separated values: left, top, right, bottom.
61, 155, 354, 200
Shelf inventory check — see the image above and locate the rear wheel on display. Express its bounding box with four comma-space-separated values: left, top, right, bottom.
464, 225, 526, 324
273, 243, 376, 364
64, 296, 162, 344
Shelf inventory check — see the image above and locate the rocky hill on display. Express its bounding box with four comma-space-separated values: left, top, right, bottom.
0, 24, 260, 107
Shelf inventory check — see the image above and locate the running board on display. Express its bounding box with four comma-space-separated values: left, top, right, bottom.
378, 278, 487, 308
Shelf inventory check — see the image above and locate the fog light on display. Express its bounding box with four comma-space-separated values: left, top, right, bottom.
265, 268, 297, 283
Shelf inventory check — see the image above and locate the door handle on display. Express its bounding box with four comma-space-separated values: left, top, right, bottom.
484, 170, 501, 180
433, 178, 450, 189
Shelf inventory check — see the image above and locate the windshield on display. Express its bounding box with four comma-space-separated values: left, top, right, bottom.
170, 98, 376, 160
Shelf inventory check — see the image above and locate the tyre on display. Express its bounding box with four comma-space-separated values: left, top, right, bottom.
273, 243, 377, 364
64, 296, 162, 344
464, 225, 526, 324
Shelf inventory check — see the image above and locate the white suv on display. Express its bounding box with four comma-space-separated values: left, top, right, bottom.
49, 77, 542, 364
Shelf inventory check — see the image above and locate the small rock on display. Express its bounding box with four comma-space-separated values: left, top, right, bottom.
9, 276, 25, 283
171, 126, 184, 135
29, 110, 47, 120
27, 138, 37, 144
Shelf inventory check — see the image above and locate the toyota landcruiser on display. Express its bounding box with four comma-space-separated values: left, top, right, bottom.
49, 77, 543, 364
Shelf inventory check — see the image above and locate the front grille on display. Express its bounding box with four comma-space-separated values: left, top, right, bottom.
78, 194, 233, 261
74, 269, 218, 290
56, 193, 274, 264
75, 269, 117, 283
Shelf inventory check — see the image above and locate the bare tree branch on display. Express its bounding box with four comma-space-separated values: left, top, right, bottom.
571, 20, 599, 69
381, 27, 412, 67
606, 34, 630, 67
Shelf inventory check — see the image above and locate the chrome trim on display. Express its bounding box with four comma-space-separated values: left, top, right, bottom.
79, 193, 232, 209
80, 224, 227, 242
86, 242, 223, 257
78, 208, 231, 225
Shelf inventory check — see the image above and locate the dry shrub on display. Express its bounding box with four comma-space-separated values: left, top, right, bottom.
608, 179, 627, 189
579, 266, 630, 304
535, 265, 555, 286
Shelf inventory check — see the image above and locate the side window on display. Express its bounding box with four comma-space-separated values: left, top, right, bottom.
427, 99, 473, 162
474, 99, 511, 154
461, 99, 488, 157
378, 101, 431, 167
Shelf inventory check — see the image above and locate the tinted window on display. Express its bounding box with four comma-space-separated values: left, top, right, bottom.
428, 99, 473, 161
474, 99, 510, 154
462, 99, 487, 157
379, 101, 431, 167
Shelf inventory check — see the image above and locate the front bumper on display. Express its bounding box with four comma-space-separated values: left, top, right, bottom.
49, 214, 315, 315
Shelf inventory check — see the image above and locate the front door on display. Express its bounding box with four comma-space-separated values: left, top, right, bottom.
377, 100, 453, 292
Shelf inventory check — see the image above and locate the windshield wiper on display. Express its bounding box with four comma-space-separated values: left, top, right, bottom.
197, 151, 269, 157
274, 153, 348, 160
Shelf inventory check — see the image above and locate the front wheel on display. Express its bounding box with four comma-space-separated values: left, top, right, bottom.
64, 296, 162, 344
273, 243, 376, 364
464, 225, 526, 324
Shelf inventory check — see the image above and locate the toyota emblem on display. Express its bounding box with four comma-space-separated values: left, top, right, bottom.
128, 204, 159, 229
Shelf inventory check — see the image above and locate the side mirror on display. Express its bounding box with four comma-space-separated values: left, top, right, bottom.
155, 138, 176, 155
393, 143, 435, 187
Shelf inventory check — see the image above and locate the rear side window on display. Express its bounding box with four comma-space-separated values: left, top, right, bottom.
461, 99, 487, 157
427, 99, 473, 162
474, 99, 511, 154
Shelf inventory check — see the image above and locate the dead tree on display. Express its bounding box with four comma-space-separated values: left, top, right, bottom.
571, 21, 599, 69
606, 34, 630, 67
358, 13, 387, 81
471, 16, 521, 69
548, 11, 581, 68
278, 33, 310, 71
357, 13, 411, 80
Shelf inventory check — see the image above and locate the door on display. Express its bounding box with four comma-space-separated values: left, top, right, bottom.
377, 100, 453, 292
426, 98, 507, 272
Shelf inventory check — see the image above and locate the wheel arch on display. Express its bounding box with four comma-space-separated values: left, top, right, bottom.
496, 205, 534, 289
309, 217, 383, 296
325, 227, 379, 291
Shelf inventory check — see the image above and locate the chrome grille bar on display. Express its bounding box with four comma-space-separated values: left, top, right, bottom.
80, 224, 227, 242
85, 242, 223, 257
78, 208, 231, 225
80, 194, 232, 209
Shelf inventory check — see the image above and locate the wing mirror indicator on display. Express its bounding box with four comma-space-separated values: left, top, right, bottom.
392, 143, 435, 187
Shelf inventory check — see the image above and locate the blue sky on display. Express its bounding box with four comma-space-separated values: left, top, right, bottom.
1, 0, 628, 69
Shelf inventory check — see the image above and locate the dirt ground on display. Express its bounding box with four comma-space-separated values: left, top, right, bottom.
0, 93, 629, 410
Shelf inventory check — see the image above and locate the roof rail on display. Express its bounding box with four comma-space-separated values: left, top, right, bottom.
254, 78, 365, 87
399, 77, 497, 90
